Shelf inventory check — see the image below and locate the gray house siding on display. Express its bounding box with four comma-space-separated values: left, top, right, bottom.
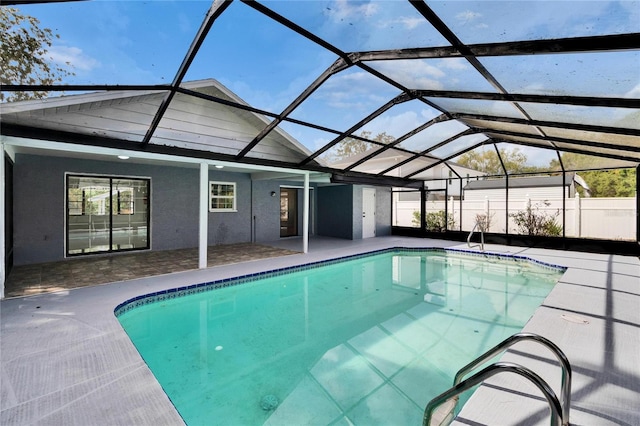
208, 171, 252, 245
353, 186, 363, 239
13, 153, 388, 265
14, 154, 65, 264
12, 154, 287, 265
316, 185, 392, 240
375, 187, 392, 237
250, 180, 282, 243
12, 153, 329, 266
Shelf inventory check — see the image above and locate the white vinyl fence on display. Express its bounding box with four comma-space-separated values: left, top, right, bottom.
393, 194, 636, 241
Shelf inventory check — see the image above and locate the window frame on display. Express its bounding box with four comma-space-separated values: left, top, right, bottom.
209, 181, 237, 212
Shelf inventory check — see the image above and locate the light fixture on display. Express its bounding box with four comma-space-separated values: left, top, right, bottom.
117, 155, 130, 160
270, 191, 276, 197
215, 165, 224, 169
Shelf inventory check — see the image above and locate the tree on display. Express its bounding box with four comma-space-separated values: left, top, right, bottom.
578, 169, 636, 197
456, 147, 538, 175
552, 152, 636, 197
1, 7, 74, 102
326, 131, 396, 163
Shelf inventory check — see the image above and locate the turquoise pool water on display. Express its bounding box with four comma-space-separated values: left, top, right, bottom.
116, 249, 564, 425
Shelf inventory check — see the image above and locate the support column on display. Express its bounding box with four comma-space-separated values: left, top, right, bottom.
199, 163, 208, 269
484, 196, 490, 232
302, 172, 309, 254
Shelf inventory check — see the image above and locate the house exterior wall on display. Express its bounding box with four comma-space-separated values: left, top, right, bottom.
375, 186, 392, 237
316, 184, 391, 240
13, 153, 385, 265
12, 154, 287, 265
250, 180, 283, 242
250, 181, 318, 241
208, 171, 252, 245
353, 186, 363, 239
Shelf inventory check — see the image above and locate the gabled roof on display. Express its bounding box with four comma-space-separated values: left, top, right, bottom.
1, 79, 323, 166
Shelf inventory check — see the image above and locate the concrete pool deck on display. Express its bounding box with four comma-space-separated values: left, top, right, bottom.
1, 236, 638, 425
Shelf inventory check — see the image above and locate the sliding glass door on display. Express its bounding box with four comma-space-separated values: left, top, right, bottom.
66, 174, 150, 256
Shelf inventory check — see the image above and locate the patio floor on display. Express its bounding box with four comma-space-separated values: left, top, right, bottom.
4, 243, 299, 298
1, 236, 639, 425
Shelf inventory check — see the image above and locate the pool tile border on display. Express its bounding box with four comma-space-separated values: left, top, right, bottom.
114, 247, 566, 317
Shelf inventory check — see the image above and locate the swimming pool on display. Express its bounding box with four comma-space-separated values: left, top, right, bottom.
116, 248, 565, 425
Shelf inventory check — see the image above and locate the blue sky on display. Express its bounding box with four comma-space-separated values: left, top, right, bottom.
13, 0, 640, 167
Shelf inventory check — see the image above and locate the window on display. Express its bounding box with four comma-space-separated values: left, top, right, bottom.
66, 174, 150, 256
210, 181, 236, 211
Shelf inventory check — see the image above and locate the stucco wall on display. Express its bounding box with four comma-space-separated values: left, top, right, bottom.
316, 185, 391, 240
12, 153, 388, 265
12, 154, 269, 265
208, 171, 252, 245
250, 180, 283, 242
375, 186, 392, 237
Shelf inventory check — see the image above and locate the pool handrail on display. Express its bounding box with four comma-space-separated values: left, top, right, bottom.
467, 222, 484, 251
423, 361, 563, 426
453, 332, 571, 426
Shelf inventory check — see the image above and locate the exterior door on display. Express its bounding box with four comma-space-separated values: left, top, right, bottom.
363, 188, 376, 238
280, 188, 298, 237
66, 175, 150, 255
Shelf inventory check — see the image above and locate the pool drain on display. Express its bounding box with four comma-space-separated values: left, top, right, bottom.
260, 394, 279, 411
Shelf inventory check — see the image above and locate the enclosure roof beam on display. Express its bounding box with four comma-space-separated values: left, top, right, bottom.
453, 112, 640, 137
415, 90, 640, 109
344, 114, 451, 172
299, 93, 413, 166
486, 129, 640, 154
492, 137, 640, 163
141, 0, 233, 147
377, 128, 476, 177
352, 33, 640, 62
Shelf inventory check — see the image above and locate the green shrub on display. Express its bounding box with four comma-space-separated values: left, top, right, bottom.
411, 210, 421, 228
412, 210, 456, 231
510, 200, 562, 236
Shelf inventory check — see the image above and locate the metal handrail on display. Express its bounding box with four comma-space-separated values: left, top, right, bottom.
454, 333, 571, 426
423, 362, 563, 426
467, 222, 484, 251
